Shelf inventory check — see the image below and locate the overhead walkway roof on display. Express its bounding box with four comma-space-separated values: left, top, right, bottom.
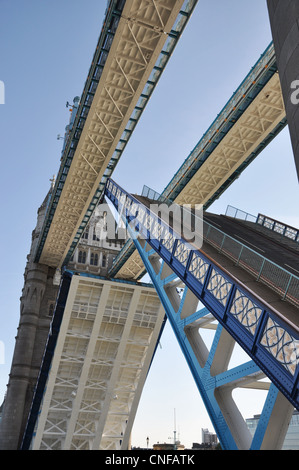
34, 0, 198, 268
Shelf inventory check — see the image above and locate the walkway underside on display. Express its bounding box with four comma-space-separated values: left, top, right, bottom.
35, 0, 194, 269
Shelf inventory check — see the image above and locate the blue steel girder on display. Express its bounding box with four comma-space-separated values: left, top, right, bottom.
104, 179, 299, 418
128, 244, 293, 450
34, 0, 126, 265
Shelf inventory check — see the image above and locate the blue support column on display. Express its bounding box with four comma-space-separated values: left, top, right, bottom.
131, 237, 238, 449
130, 235, 293, 450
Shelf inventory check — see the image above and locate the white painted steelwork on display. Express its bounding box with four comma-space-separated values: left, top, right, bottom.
173, 74, 285, 206
31, 275, 164, 450
38, 0, 186, 268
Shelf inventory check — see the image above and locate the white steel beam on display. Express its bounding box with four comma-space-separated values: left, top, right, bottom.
39, 0, 186, 268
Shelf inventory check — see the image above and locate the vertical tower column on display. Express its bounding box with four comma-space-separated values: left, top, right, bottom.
0, 262, 49, 449
267, 1, 299, 180
0, 188, 58, 449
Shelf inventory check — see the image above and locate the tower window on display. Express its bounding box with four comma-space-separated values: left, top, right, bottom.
78, 251, 86, 264
48, 302, 55, 317
90, 253, 98, 266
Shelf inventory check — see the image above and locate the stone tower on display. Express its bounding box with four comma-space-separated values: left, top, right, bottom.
0, 187, 59, 449
0, 186, 125, 449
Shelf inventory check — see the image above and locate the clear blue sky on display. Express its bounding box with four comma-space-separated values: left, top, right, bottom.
0, 0, 298, 449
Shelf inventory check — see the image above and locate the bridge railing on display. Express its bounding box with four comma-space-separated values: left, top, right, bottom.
225, 205, 257, 222
257, 214, 299, 246
225, 206, 299, 248
160, 42, 276, 201
203, 222, 299, 308
136, 197, 299, 308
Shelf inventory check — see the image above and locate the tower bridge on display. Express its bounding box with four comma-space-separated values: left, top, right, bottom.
0, 0, 298, 451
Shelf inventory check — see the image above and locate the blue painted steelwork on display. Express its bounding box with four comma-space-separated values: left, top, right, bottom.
21, 270, 73, 450
34, 0, 126, 264
106, 191, 286, 450
105, 179, 299, 417
132, 243, 241, 450
249, 384, 281, 450
111, 191, 299, 308
62, 0, 199, 267
34, 0, 199, 266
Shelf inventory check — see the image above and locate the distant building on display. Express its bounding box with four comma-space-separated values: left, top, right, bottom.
246, 410, 299, 450
202, 428, 218, 446
153, 442, 185, 451
67, 203, 126, 276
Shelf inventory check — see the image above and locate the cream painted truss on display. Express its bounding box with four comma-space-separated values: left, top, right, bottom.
31, 275, 164, 450
114, 72, 286, 279
173, 73, 285, 205
39, 0, 185, 268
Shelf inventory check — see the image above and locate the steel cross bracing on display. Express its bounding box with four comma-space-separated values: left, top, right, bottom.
22, 273, 165, 450
109, 42, 287, 281
34, 0, 198, 269
105, 179, 299, 449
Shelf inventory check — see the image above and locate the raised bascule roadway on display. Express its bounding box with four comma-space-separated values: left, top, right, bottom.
1, 0, 298, 451
105, 178, 299, 450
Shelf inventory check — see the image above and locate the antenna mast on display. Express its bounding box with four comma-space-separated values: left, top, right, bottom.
173, 408, 177, 450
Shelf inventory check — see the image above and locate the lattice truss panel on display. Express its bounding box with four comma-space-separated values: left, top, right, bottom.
30, 276, 164, 450
39, 0, 185, 268
113, 72, 285, 279
174, 73, 285, 205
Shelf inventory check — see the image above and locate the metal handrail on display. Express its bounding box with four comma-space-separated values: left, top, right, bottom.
202, 219, 299, 308
111, 190, 299, 307
257, 214, 299, 245
225, 205, 257, 222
